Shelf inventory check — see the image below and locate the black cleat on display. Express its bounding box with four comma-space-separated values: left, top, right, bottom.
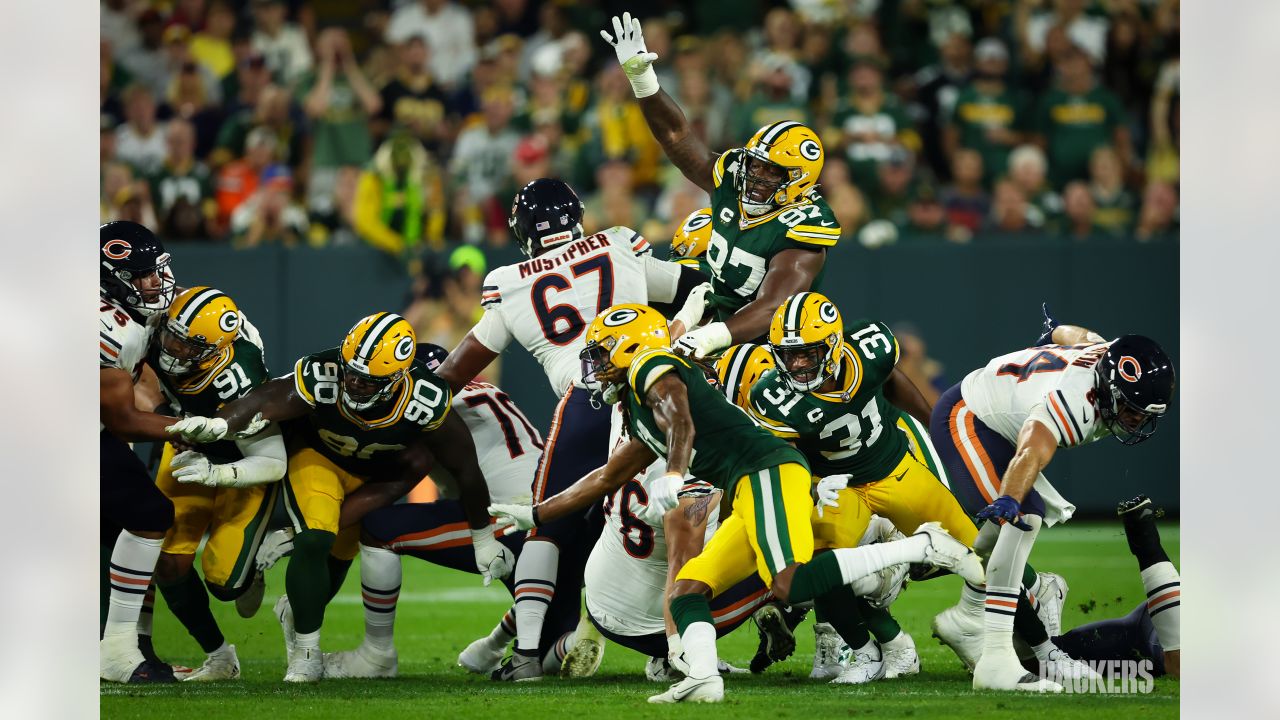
137, 635, 162, 666
749, 603, 805, 673
127, 660, 178, 684
1117, 495, 1165, 522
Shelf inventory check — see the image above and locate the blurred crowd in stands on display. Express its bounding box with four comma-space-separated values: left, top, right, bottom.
101, 0, 1180, 260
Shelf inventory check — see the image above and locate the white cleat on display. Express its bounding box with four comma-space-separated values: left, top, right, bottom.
323, 643, 398, 679
560, 625, 606, 678
931, 604, 984, 671
183, 644, 241, 682
830, 642, 886, 685
866, 562, 910, 609
1040, 647, 1101, 683
99, 634, 148, 683
236, 572, 266, 619
914, 522, 985, 585
1034, 572, 1068, 638
283, 646, 323, 683
809, 622, 848, 680
973, 648, 1063, 692
647, 674, 724, 704
717, 659, 749, 674
275, 595, 297, 661
457, 636, 505, 675
882, 632, 921, 679
646, 656, 683, 682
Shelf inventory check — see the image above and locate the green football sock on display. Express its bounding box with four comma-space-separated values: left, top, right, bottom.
326, 555, 353, 601
1022, 562, 1039, 590
669, 593, 714, 635
1014, 587, 1049, 645
786, 552, 844, 604
814, 585, 869, 649
157, 570, 225, 653
287, 530, 336, 635
858, 599, 902, 644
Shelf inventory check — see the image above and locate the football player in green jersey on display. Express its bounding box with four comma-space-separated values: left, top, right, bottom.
168, 312, 512, 682
489, 304, 984, 704
148, 287, 286, 681
601, 14, 839, 357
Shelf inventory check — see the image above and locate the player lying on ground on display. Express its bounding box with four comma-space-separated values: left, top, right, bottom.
168, 314, 511, 682
323, 344, 580, 679
602, 13, 839, 356
1048, 495, 1180, 680
927, 306, 1176, 691
490, 304, 985, 704
141, 287, 288, 681
434, 178, 704, 681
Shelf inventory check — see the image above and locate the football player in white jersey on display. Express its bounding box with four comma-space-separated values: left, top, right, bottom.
323, 344, 549, 679
927, 310, 1176, 692
434, 178, 705, 680
99, 221, 200, 683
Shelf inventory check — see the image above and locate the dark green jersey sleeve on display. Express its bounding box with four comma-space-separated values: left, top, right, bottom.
844, 319, 900, 390
293, 348, 343, 408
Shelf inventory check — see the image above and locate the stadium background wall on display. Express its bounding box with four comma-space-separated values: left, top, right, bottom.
164, 238, 1179, 516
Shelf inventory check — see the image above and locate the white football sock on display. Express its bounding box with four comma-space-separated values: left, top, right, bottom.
513, 540, 559, 654
680, 621, 719, 679
973, 520, 1001, 561
104, 532, 163, 638
831, 534, 929, 585
295, 630, 320, 651
1141, 562, 1180, 651
960, 581, 986, 616
482, 607, 517, 653
1032, 639, 1058, 662
983, 517, 1042, 654
358, 544, 401, 652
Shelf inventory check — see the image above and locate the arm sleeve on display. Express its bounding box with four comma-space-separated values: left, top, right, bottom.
224, 424, 288, 487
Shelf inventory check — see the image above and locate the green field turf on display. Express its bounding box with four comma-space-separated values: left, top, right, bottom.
102, 522, 1179, 719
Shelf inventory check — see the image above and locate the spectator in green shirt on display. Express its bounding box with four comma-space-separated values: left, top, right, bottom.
1057, 181, 1101, 240
1033, 44, 1131, 189
831, 56, 920, 190
147, 119, 216, 240
1134, 181, 1178, 243
944, 38, 1027, 189
1007, 144, 1063, 232
1087, 145, 1135, 238
728, 53, 810, 144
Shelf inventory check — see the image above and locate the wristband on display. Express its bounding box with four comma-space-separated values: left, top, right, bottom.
531, 505, 542, 528
625, 65, 660, 98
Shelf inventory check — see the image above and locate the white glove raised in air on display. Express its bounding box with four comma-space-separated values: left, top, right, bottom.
166, 415, 228, 443
672, 281, 713, 338
170, 450, 226, 487
639, 471, 684, 526
488, 503, 537, 535
815, 474, 851, 518
600, 12, 660, 98
471, 529, 516, 587
672, 321, 732, 360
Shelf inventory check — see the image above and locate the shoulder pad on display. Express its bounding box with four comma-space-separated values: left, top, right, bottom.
627, 348, 688, 396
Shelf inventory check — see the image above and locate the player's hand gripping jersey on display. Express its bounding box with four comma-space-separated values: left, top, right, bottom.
749, 319, 907, 482
624, 348, 807, 493
292, 348, 453, 477
960, 342, 1114, 448
471, 226, 681, 394
704, 148, 840, 321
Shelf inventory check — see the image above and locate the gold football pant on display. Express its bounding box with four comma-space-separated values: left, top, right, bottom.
156, 442, 279, 589
676, 462, 815, 596
280, 446, 366, 560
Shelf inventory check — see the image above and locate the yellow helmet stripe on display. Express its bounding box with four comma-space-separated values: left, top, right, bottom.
357, 312, 401, 361
176, 287, 222, 327
761, 120, 802, 146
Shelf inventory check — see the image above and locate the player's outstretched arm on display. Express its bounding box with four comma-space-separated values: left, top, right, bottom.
218, 376, 313, 433
100, 367, 181, 442
435, 332, 499, 394
722, 248, 825, 344
884, 368, 933, 425
600, 12, 716, 193
977, 420, 1058, 529
1051, 325, 1105, 346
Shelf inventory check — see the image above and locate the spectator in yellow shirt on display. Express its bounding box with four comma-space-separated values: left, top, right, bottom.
353, 133, 447, 259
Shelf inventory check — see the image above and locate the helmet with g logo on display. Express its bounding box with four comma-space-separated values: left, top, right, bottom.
580, 304, 670, 403
768, 292, 845, 393
714, 343, 777, 408
157, 286, 241, 376
738, 121, 825, 212
339, 312, 417, 411
670, 207, 713, 259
